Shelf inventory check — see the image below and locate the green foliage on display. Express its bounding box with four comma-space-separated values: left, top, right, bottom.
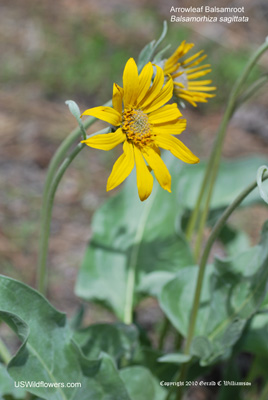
75, 156, 194, 320
137, 21, 167, 71
179, 156, 268, 209
0, 363, 25, 399
157, 353, 192, 364
158, 220, 268, 368
73, 323, 139, 364
120, 366, 167, 400
0, 275, 132, 400
193, 221, 268, 365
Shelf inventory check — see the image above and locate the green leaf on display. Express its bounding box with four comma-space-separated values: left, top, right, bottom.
159, 265, 213, 337
137, 41, 155, 71
65, 99, 81, 121
138, 271, 175, 298
120, 366, 166, 400
0, 275, 131, 400
218, 224, 250, 257
65, 100, 87, 139
179, 156, 268, 209
257, 165, 268, 204
153, 44, 171, 64
133, 346, 177, 382
193, 220, 268, 365
237, 312, 268, 356
75, 156, 194, 320
137, 21, 168, 71
157, 353, 191, 364
83, 352, 131, 400
73, 323, 138, 363
0, 363, 25, 399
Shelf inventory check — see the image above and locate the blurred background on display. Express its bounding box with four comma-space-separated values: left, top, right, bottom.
0, 0, 267, 325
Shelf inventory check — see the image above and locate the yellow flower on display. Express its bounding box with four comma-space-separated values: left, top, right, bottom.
81, 58, 199, 201
163, 41, 216, 107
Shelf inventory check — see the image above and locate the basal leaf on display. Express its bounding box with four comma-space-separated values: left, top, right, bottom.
237, 313, 268, 356
0, 275, 131, 400
192, 220, 268, 365
0, 363, 25, 399
120, 366, 166, 400
75, 156, 193, 320
73, 323, 138, 364
159, 265, 213, 337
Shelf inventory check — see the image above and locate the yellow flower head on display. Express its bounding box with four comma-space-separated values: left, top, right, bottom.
163, 41, 216, 107
81, 58, 199, 201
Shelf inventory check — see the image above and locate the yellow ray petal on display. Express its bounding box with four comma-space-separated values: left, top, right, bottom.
165, 41, 194, 68
142, 77, 173, 113
137, 62, 154, 104
183, 55, 207, 68
151, 119, 187, 135
188, 80, 213, 86
155, 134, 199, 164
81, 106, 121, 126
174, 83, 186, 89
179, 89, 216, 97
185, 64, 211, 73
164, 62, 180, 76
172, 71, 185, 79
182, 50, 204, 66
112, 84, 123, 114
107, 141, 134, 191
134, 146, 153, 201
81, 128, 125, 151
139, 65, 165, 109
187, 70, 212, 79
148, 103, 182, 124
123, 58, 139, 108
142, 147, 171, 193
175, 93, 198, 107
187, 86, 216, 91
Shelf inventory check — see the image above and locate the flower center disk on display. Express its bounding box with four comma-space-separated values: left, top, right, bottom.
122, 109, 153, 147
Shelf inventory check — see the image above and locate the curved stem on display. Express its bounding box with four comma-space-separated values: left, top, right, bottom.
37, 143, 86, 294
37, 100, 112, 294
186, 39, 268, 248
175, 173, 268, 400
38, 126, 110, 294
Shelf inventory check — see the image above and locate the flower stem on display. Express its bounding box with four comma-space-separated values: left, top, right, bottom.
37, 142, 86, 294
0, 337, 11, 365
123, 190, 157, 324
37, 100, 112, 294
186, 39, 268, 250
175, 172, 268, 400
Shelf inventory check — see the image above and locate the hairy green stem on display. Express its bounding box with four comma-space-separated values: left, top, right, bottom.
186, 39, 268, 250
124, 190, 157, 324
38, 126, 110, 295
175, 172, 268, 400
0, 337, 11, 365
37, 143, 85, 294
37, 100, 112, 293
